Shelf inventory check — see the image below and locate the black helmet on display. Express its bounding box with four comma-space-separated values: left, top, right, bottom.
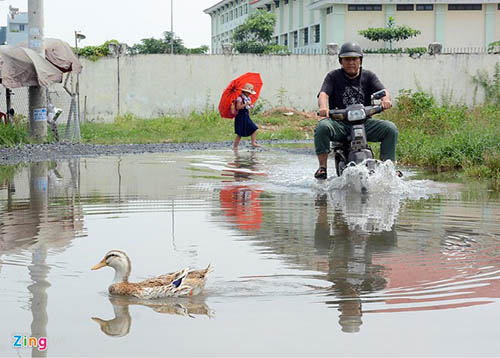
339, 41, 363, 58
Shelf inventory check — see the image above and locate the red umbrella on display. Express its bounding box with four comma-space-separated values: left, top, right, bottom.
218, 72, 263, 119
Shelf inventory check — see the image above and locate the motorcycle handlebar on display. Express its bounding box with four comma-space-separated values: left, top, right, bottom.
326, 105, 384, 120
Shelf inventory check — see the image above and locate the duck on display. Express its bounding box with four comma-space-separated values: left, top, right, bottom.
91, 250, 213, 299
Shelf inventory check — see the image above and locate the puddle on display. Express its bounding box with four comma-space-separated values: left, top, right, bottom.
0, 150, 499, 356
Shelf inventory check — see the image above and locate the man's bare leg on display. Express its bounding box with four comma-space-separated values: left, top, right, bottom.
317, 153, 328, 168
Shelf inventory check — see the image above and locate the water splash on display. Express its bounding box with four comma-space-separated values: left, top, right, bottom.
311, 160, 444, 232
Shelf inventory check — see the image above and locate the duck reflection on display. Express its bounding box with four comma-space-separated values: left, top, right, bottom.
92, 296, 215, 337
314, 193, 397, 333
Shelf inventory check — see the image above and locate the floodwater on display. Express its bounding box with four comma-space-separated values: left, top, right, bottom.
0, 149, 499, 357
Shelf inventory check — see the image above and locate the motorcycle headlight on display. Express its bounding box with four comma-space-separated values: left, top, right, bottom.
347, 108, 366, 122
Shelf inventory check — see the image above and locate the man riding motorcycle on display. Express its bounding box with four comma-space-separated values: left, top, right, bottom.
314, 41, 398, 180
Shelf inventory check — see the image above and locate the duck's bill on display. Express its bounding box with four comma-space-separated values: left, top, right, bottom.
91, 260, 107, 270
91, 317, 105, 324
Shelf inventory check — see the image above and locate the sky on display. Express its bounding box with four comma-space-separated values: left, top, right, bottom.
0, 0, 214, 49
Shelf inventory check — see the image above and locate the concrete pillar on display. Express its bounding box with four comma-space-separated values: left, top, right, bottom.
327, 43, 339, 55
320, 8, 327, 50
385, 4, 396, 49
428, 42, 442, 55
332, 4, 346, 45
298, 0, 304, 28
279, 0, 284, 34
288, 0, 293, 32
222, 42, 233, 55
435, 4, 446, 45
485, 4, 495, 48
28, 0, 47, 142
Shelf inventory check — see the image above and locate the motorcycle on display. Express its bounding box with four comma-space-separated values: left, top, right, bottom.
328, 89, 387, 177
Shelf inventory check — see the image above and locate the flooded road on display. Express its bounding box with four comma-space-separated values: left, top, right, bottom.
0, 149, 499, 356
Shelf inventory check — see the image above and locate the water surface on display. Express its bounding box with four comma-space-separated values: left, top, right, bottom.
0, 149, 499, 356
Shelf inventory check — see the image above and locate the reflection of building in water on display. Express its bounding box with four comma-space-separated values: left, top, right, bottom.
370, 235, 500, 313
92, 296, 214, 337
215, 182, 500, 333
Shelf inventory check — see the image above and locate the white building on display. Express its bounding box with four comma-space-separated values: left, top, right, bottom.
6, 10, 28, 46
204, 0, 500, 53
204, 0, 252, 53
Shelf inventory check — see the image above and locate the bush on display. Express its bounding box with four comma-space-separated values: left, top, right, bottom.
383, 89, 500, 175
472, 62, 500, 105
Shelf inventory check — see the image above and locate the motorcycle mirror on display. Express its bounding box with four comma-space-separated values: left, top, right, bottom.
371, 89, 386, 100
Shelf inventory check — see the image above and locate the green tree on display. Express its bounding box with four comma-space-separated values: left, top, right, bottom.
129, 31, 186, 54
76, 40, 119, 61
129, 32, 209, 55
186, 45, 210, 54
232, 10, 288, 54
359, 16, 421, 49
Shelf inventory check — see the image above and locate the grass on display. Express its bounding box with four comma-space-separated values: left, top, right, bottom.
1, 90, 499, 181
380, 90, 500, 180
80, 110, 318, 144
0, 117, 29, 146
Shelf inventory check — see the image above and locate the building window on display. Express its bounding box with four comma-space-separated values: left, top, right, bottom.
314, 24, 320, 43
326, 6, 333, 14
284, 0, 289, 4
274, 36, 279, 44
348, 4, 382, 11
282, 34, 288, 46
397, 4, 414, 11
302, 27, 309, 46
274, 0, 280, 8
448, 4, 482, 10
245, 4, 248, 13
416, 4, 434, 11
266, 4, 271, 11
19, 24, 25, 31
293, 31, 298, 47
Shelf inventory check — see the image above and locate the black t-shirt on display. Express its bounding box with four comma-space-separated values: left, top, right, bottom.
319, 68, 385, 109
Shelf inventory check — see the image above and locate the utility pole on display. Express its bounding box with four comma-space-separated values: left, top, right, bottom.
170, 0, 174, 54
28, 0, 47, 141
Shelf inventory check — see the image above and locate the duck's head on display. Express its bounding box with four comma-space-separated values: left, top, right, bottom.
92, 250, 131, 283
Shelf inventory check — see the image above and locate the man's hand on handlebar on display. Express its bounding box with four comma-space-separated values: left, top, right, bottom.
381, 97, 392, 110
318, 107, 329, 118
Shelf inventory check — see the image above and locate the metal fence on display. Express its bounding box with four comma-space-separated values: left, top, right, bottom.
441, 47, 489, 54
0, 73, 81, 142
212, 46, 491, 55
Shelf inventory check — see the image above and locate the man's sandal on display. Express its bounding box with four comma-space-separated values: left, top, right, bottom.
314, 167, 327, 180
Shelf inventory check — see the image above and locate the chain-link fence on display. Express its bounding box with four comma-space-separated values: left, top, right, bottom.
0, 73, 81, 142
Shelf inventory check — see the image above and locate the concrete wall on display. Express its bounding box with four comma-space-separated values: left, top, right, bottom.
78, 53, 499, 122
445, 9, 486, 48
